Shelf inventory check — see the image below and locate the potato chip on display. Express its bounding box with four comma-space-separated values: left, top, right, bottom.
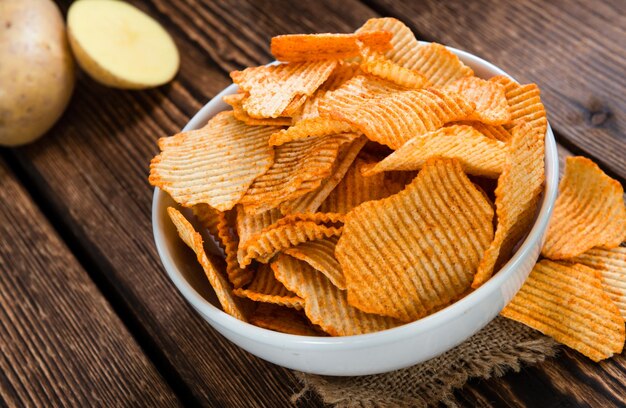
322, 87, 476, 149
285, 237, 345, 290
279, 136, 367, 214
361, 125, 506, 178
235, 206, 283, 264
501, 260, 624, 362
490, 76, 547, 137
542, 157, 626, 260
358, 43, 430, 89
231, 61, 337, 118
319, 157, 403, 214
216, 210, 253, 288
233, 264, 304, 310
167, 207, 247, 321
336, 158, 494, 322
238, 213, 344, 267
192, 204, 222, 249
240, 133, 358, 213
443, 77, 511, 125
224, 93, 292, 126
272, 254, 400, 336
449, 121, 512, 142
472, 123, 544, 288
150, 112, 276, 211
249, 303, 323, 336
269, 117, 356, 146
319, 74, 407, 111
569, 247, 626, 319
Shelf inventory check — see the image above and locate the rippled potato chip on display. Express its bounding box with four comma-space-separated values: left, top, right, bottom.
224, 93, 292, 126
236, 206, 283, 264
472, 123, 544, 288
570, 247, 626, 320
490, 76, 547, 137
240, 133, 358, 214
250, 303, 322, 336
269, 117, 356, 146
336, 158, 494, 322
362, 125, 506, 178
271, 31, 392, 62
543, 157, 626, 260
280, 137, 367, 214
216, 210, 253, 288
444, 77, 511, 125
150, 112, 276, 211
167, 207, 247, 321
449, 121, 512, 142
285, 237, 345, 289
501, 260, 624, 362
358, 43, 429, 89
321, 87, 475, 149
192, 204, 223, 250
272, 254, 400, 336
233, 264, 304, 310
231, 61, 337, 118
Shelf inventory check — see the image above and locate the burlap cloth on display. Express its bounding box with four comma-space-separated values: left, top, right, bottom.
293, 317, 558, 407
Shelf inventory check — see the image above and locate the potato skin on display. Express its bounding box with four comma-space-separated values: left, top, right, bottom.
0, 0, 75, 146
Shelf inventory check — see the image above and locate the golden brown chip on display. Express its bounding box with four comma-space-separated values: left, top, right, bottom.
319, 157, 403, 214
167, 207, 247, 321
358, 43, 429, 89
150, 112, 276, 211
238, 213, 344, 268
233, 264, 304, 310
240, 133, 358, 214
490, 76, 547, 137
279, 136, 367, 214
443, 77, 511, 125
269, 117, 356, 146
501, 260, 624, 362
224, 93, 292, 126
285, 237, 345, 290
321, 87, 475, 149
231, 61, 337, 118
216, 210, 254, 288
270, 31, 392, 62
472, 123, 544, 288
272, 254, 401, 336
336, 158, 494, 322
570, 247, 626, 320
361, 125, 506, 178
249, 303, 324, 336
543, 157, 626, 259
449, 121, 512, 142
235, 206, 283, 264
192, 204, 222, 249
319, 74, 408, 110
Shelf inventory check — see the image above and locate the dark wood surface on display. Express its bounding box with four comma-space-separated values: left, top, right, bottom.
0, 0, 623, 406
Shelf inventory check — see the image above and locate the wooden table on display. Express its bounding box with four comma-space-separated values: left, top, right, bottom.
1, 0, 624, 406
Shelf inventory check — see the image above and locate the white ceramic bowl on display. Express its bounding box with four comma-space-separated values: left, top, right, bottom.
152, 45, 559, 376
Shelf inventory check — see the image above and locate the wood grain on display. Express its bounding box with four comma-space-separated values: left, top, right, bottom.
0, 159, 179, 407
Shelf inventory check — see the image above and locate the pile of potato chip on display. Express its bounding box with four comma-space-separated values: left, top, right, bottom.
150, 18, 626, 362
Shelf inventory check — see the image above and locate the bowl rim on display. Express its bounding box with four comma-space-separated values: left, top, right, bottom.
152, 44, 559, 349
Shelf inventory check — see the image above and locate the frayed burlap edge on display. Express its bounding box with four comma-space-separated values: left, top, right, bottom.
292, 317, 558, 407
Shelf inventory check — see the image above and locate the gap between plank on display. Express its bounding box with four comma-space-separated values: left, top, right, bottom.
0, 148, 202, 408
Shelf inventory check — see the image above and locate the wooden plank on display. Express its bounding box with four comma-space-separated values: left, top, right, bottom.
0, 159, 179, 407
364, 0, 626, 182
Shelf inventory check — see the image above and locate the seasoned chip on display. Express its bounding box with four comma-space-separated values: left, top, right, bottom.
319, 157, 402, 214
361, 125, 506, 178
150, 112, 276, 211
279, 136, 367, 214
236, 206, 283, 264
443, 77, 511, 125
272, 254, 400, 336
336, 158, 494, 322
167, 207, 247, 321
238, 213, 344, 268
224, 93, 292, 126
216, 210, 253, 288
472, 123, 544, 288
192, 204, 222, 250
358, 43, 429, 89
501, 260, 624, 362
543, 157, 626, 259
231, 61, 337, 118
321, 87, 475, 149
233, 264, 304, 310
240, 133, 358, 214
490, 76, 547, 137
269, 117, 356, 146
449, 121, 512, 142
271, 31, 392, 62
319, 74, 407, 110
249, 303, 324, 336
570, 247, 626, 319
284, 237, 345, 289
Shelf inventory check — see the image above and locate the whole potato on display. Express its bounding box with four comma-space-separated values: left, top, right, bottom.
0, 0, 75, 146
